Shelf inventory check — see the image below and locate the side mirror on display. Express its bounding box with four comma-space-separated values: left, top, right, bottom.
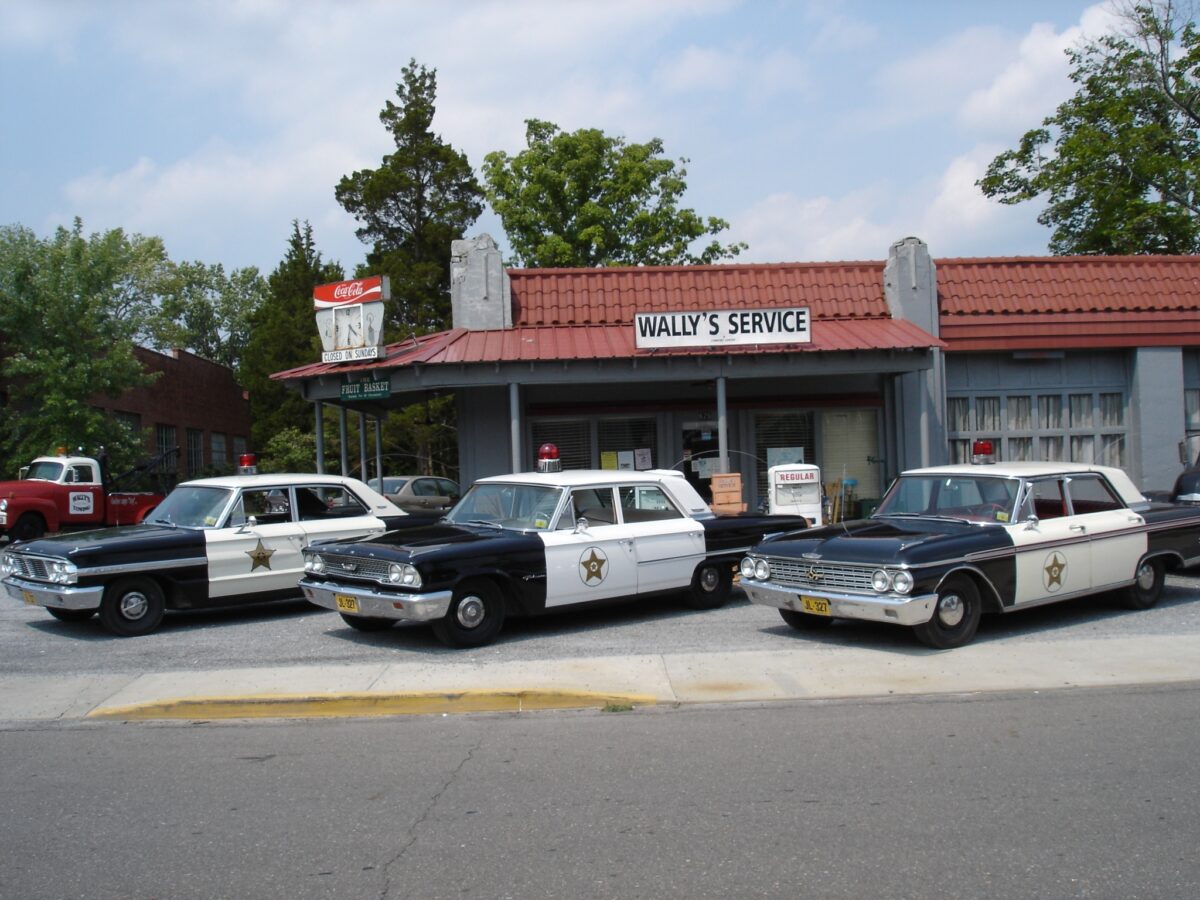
237, 515, 258, 534
1023, 515, 1039, 531
574, 516, 589, 534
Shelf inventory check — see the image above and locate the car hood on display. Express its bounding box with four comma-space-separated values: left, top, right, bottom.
0, 480, 72, 499
6, 523, 205, 566
754, 516, 1008, 565
310, 523, 533, 561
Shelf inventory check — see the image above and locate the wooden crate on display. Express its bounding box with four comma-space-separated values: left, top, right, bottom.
710, 473, 742, 493
711, 487, 743, 506
711, 501, 748, 514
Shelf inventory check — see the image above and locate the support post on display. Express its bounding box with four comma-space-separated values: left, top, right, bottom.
338, 406, 349, 476
314, 402, 325, 474
510, 382, 522, 471
716, 376, 729, 473
358, 411, 368, 481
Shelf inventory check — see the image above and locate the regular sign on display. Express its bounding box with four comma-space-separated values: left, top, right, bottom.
634, 308, 811, 349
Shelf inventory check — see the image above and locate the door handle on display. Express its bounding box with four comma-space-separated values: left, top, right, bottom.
1069, 524, 1087, 533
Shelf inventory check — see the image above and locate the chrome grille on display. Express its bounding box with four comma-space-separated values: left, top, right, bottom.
6, 553, 53, 581
317, 552, 391, 583
763, 557, 875, 593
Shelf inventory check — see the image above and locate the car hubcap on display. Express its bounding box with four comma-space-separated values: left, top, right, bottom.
456, 596, 485, 629
119, 591, 149, 621
699, 567, 718, 592
936, 593, 964, 628
1136, 562, 1155, 591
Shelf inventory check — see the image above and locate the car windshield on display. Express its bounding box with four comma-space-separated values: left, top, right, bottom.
24, 461, 65, 482
444, 483, 563, 531
875, 474, 1019, 524
145, 485, 234, 528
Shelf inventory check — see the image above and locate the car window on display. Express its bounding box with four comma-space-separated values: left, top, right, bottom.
438, 479, 461, 500
565, 487, 617, 526
236, 488, 292, 525
1066, 475, 1123, 515
298, 485, 370, 520
1025, 479, 1067, 520
149, 485, 234, 528
448, 483, 562, 530
618, 485, 682, 522
413, 479, 439, 497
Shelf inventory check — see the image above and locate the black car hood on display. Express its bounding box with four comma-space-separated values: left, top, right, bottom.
756, 516, 1008, 565
8, 523, 205, 566
315, 523, 532, 560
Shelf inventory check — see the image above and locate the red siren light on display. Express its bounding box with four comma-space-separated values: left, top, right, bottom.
537, 443, 562, 473
971, 440, 995, 465
238, 453, 258, 475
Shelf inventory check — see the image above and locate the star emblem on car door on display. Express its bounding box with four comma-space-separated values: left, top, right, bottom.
1043, 552, 1066, 591
579, 547, 608, 585
246, 539, 275, 571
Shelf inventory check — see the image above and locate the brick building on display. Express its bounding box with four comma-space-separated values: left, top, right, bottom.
91, 347, 252, 479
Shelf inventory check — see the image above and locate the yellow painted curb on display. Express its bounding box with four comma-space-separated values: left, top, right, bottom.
86, 689, 657, 721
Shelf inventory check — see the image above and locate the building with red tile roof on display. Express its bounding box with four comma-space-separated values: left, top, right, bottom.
273, 235, 1200, 502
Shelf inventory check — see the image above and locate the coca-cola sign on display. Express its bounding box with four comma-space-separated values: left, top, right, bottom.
313, 275, 390, 309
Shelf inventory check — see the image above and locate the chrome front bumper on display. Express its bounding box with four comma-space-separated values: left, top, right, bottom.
300, 578, 453, 623
741, 580, 938, 627
4, 576, 104, 611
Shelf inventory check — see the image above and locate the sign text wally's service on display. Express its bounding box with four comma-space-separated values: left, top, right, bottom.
634, 308, 810, 349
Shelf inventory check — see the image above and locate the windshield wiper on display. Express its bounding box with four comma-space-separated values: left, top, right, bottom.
461, 519, 504, 530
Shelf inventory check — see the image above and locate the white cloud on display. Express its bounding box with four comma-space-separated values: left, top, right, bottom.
730, 186, 895, 263
960, 3, 1122, 136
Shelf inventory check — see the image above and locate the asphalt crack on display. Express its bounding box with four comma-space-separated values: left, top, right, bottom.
378, 736, 482, 899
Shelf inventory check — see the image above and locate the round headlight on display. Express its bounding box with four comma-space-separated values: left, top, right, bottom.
401, 566, 420, 586
754, 559, 771, 581
311, 555, 325, 574
892, 570, 914, 594
740, 557, 756, 579
871, 569, 891, 592
388, 563, 403, 583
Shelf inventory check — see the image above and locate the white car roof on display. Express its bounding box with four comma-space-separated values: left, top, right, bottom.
477, 469, 688, 488
177, 473, 406, 515
901, 462, 1146, 505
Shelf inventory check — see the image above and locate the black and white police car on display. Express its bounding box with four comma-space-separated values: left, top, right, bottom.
301, 447, 811, 648
1, 464, 415, 636
740, 443, 1200, 649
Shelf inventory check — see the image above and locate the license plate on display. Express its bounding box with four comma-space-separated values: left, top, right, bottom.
334, 594, 359, 613
21, 590, 37, 606
800, 595, 830, 616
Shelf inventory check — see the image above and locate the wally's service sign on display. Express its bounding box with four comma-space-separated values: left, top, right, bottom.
634, 308, 810, 349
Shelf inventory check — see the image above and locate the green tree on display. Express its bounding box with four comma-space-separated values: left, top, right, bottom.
144, 262, 267, 373
979, 1, 1200, 255
257, 425, 319, 474
483, 119, 747, 268
0, 220, 162, 473
240, 221, 344, 454
335, 60, 484, 335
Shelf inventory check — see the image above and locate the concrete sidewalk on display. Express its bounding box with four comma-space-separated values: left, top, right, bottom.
3, 633, 1199, 722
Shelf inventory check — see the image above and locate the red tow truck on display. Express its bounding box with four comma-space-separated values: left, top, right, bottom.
0, 449, 177, 542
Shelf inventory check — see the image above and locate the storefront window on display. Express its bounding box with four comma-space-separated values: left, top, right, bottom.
1100, 393, 1124, 427
947, 398, 970, 432
1039, 395, 1063, 430
1007, 396, 1032, 430
1071, 435, 1095, 463
530, 419, 590, 469
1069, 394, 1093, 428
1100, 434, 1125, 467
1009, 437, 1033, 461
975, 396, 1001, 431
1040, 436, 1064, 461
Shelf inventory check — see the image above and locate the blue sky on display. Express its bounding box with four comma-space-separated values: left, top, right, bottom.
1, 0, 1119, 277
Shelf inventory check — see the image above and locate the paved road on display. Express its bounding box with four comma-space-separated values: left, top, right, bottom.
2, 685, 1198, 898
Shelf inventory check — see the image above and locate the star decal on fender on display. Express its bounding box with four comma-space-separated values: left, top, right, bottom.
246, 539, 276, 571
1043, 551, 1066, 592
579, 547, 608, 585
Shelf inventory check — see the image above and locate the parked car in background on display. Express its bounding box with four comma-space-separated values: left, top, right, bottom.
740, 452, 1200, 649
368, 475, 461, 513
2, 473, 414, 636
302, 460, 811, 648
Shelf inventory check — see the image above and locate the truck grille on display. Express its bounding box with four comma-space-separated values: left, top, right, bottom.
316, 552, 391, 584
6, 553, 53, 582
762, 557, 875, 594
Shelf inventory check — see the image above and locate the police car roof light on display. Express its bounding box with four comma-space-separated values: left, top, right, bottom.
238, 453, 258, 475
537, 443, 562, 473
971, 440, 995, 464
